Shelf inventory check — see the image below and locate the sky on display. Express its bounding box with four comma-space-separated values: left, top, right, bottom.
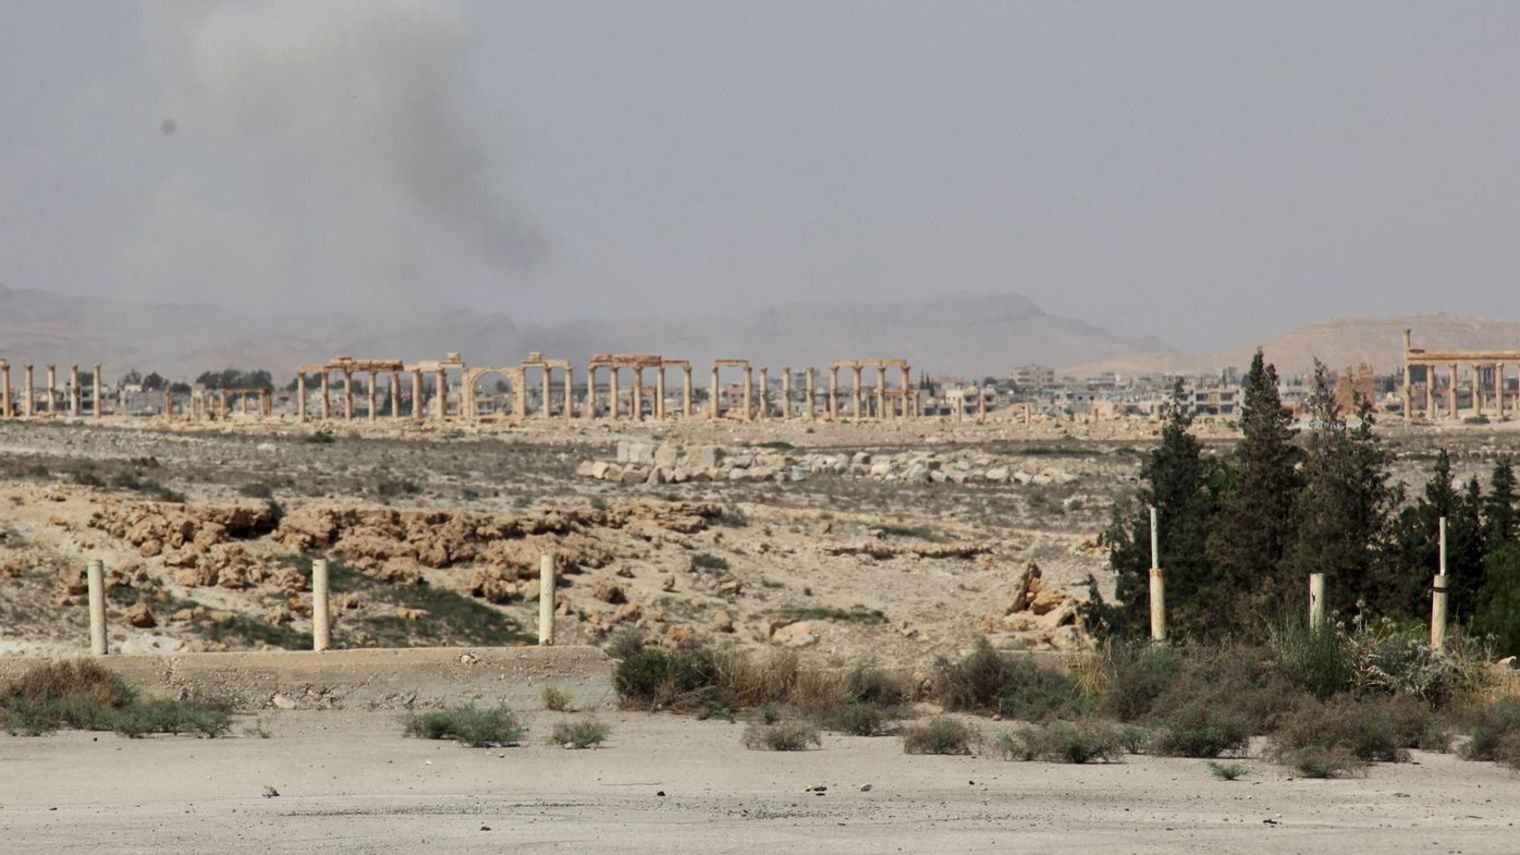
3, 1, 1520, 352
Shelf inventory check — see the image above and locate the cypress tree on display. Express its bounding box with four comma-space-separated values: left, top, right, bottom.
1206, 349, 1302, 623
1482, 457, 1516, 547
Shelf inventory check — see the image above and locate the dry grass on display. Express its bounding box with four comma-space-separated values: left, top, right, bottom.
901, 717, 975, 755
743, 720, 821, 751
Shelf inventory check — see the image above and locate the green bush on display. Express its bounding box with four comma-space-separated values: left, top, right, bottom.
937, 640, 1089, 720
1098, 644, 1185, 721
818, 701, 890, 736
551, 717, 609, 749
1272, 621, 1354, 699
403, 705, 524, 747
999, 720, 1124, 764
1, 660, 231, 738
613, 649, 719, 709
1149, 701, 1250, 757
1473, 545, 1520, 658
1266, 697, 1416, 769
1460, 697, 1520, 768
901, 717, 974, 755
1207, 761, 1249, 781
743, 720, 820, 751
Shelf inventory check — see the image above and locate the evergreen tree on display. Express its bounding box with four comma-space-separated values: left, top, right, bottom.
1482, 457, 1517, 547
1448, 476, 1487, 621
1283, 362, 1399, 617
1205, 350, 1302, 622
1473, 543, 1520, 657
1384, 450, 1459, 618
1093, 380, 1221, 637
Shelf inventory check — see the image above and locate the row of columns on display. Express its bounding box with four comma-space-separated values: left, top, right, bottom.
1403, 361, 1510, 421
0, 362, 103, 419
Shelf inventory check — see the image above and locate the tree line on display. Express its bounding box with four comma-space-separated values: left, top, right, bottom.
1090, 350, 1520, 655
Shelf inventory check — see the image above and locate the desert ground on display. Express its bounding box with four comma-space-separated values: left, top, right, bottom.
4, 707, 1520, 854
3, 414, 1520, 853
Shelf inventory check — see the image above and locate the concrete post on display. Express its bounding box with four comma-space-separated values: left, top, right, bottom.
1432, 516, 1448, 651
1148, 506, 1166, 643
538, 554, 557, 646
311, 558, 332, 652
1309, 573, 1325, 631
87, 559, 107, 656
92, 364, 102, 419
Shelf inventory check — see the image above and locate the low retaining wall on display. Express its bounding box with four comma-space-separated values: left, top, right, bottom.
0, 646, 614, 711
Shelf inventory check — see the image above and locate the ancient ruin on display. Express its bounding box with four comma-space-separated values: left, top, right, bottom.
1402, 329, 1520, 420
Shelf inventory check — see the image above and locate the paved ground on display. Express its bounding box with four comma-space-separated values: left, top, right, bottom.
3, 709, 1518, 854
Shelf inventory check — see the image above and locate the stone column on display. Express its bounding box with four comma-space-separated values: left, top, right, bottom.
631, 367, 643, 422
411, 370, 424, 420
343, 371, 354, 420
23, 365, 33, 417
682, 366, 693, 418
68, 365, 80, 417
977, 385, 986, 424
46, 365, 57, 417
875, 367, 886, 421
655, 367, 666, 419
902, 367, 912, 418
851, 366, 863, 419
563, 367, 574, 422
320, 372, 331, 420
436, 368, 449, 420
92, 364, 102, 419
828, 368, 838, 420
804, 368, 815, 419
955, 391, 965, 422
1474, 364, 1484, 417
1489, 360, 1501, 416
391, 371, 401, 420
541, 368, 553, 419
1403, 360, 1413, 422
743, 366, 753, 421
585, 366, 598, 419
162, 386, 171, 419
781, 367, 792, 419
710, 365, 721, 419
1448, 362, 1458, 419
609, 368, 621, 420
1424, 365, 1434, 418
367, 371, 379, 421
0, 363, 10, 419
297, 374, 308, 421
757, 367, 768, 421
515, 372, 528, 419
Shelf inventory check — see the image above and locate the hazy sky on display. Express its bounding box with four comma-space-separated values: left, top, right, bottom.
4, 1, 1520, 352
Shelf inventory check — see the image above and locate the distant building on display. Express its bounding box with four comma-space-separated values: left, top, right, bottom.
1011, 364, 1055, 391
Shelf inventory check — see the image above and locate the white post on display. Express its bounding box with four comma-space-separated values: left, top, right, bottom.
1431, 517, 1448, 651
1148, 505, 1166, 642
539, 554, 557, 646
1308, 573, 1325, 631
312, 559, 331, 652
87, 560, 107, 655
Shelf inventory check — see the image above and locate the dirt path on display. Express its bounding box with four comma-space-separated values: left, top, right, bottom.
3, 710, 1518, 853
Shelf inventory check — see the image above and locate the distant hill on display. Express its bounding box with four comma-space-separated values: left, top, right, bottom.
0, 285, 1172, 382
1064, 314, 1520, 380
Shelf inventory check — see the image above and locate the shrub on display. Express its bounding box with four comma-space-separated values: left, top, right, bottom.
551, 717, 609, 749
303, 431, 336, 444
1266, 697, 1414, 770
690, 553, 730, 572
743, 720, 820, 751
1278, 745, 1367, 778
613, 649, 719, 709
403, 705, 524, 747
238, 482, 275, 500
1207, 761, 1249, 781
999, 720, 1123, 764
542, 686, 571, 712
1460, 697, 1520, 768
1149, 702, 1249, 758
1272, 621, 1354, 699
937, 639, 1089, 720
901, 717, 974, 755
1098, 644, 1185, 721
604, 628, 646, 660
713, 649, 797, 708
819, 702, 890, 736
1345, 619, 1491, 705
0, 660, 231, 738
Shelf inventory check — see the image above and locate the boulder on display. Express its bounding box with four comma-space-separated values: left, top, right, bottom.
126, 601, 157, 629
770, 620, 820, 648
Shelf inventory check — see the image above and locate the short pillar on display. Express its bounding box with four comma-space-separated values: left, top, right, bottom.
1308, 573, 1325, 630
655, 367, 666, 419
757, 367, 768, 420
1148, 506, 1166, 642
609, 368, 621, 420
312, 558, 331, 652
710, 366, 721, 419
92, 364, 102, 418
87, 559, 107, 655
538, 554, 557, 646
1431, 516, 1448, 650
